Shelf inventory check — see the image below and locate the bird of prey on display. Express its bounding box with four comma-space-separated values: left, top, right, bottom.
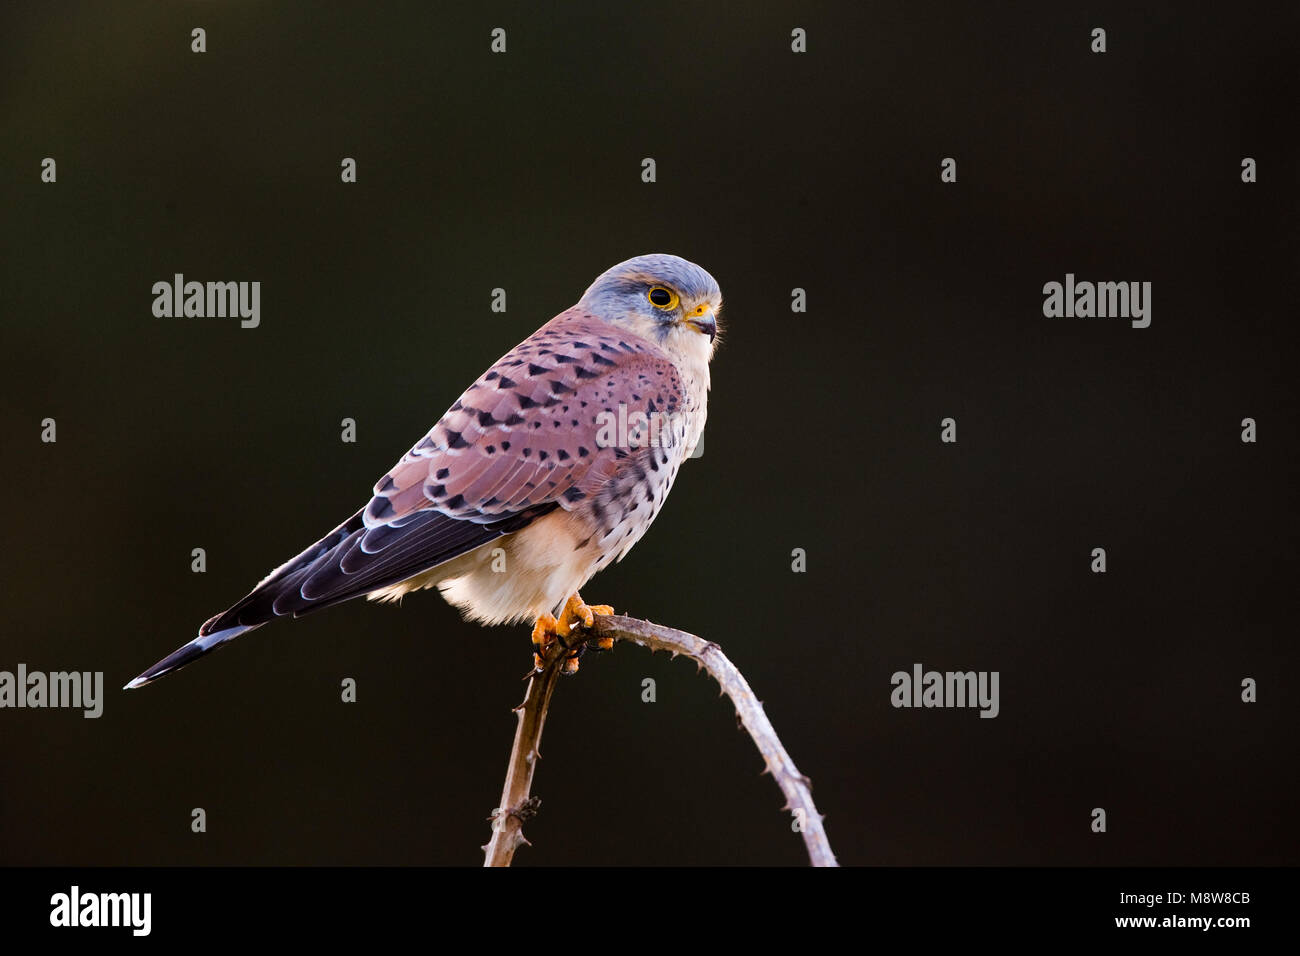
126, 253, 721, 688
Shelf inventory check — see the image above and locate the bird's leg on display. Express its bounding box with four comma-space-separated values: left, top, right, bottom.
531, 593, 614, 673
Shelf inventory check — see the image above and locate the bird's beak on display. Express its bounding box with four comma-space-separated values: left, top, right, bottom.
682, 306, 717, 342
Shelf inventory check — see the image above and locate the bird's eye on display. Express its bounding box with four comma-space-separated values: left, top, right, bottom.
648, 287, 678, 309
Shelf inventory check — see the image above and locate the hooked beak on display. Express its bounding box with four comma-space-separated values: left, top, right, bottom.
683, 306, 717, 342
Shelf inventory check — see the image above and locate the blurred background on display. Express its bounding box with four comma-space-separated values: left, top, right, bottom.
1, 1, 1296, 865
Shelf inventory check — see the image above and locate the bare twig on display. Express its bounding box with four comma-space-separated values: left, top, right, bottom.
591, 615, 838, 867
482, 614, 838, 867
481, 638, 566, 867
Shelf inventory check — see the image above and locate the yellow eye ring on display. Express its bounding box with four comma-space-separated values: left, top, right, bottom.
647, 286, 679, 310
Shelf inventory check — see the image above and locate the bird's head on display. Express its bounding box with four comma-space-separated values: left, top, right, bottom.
577, 254, 722, 364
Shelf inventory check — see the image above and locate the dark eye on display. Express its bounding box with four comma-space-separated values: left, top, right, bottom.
648, 287, 677, 309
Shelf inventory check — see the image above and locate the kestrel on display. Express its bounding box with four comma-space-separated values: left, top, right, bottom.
126, 254, 721, 688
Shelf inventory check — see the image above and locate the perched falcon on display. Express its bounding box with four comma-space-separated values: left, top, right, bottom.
126, 254, 721, 688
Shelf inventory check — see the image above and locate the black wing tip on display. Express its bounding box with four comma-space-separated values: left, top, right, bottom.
123, 624, 253, 690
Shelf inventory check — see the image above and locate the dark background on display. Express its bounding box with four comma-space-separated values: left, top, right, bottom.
1, 1, 1296, 866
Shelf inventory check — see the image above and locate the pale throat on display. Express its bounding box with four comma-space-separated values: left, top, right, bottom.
666, 327, 712, 458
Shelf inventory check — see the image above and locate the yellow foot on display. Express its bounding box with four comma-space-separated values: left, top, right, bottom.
530, 593, 614, 673
555, 593, 615, 637
531, 612, 558, 670
531, 613, 558, 647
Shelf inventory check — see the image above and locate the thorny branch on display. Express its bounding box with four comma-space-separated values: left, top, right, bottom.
482, 614, 837, 867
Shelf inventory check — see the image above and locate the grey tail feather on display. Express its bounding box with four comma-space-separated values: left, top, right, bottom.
123, 508, 371, 690
123, 623, 257, 689
122, 501, 554, 690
